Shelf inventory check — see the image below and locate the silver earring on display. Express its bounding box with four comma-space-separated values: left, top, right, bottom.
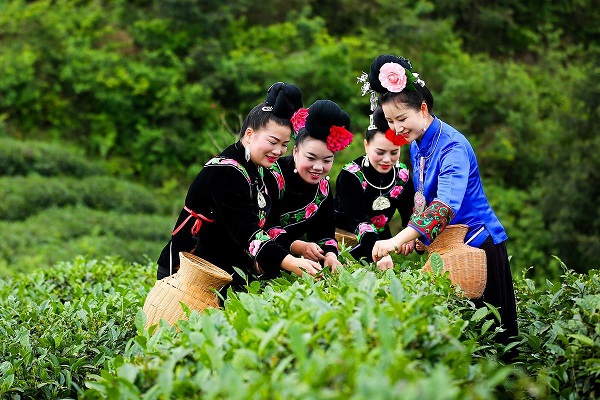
364, 155, 370, 167
293, 168, 297, 173
396, 160, 400, 168
245, 145, 250, 162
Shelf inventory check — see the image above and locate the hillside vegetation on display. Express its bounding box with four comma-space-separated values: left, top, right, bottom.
1, 0, 599, 280
0, 137, 174, 277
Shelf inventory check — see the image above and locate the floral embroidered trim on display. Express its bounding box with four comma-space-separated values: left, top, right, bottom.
248, 231, 271, 258
408, 199, 455, 243
343, 162, 367, 190
318, 238, 339, 251
370, 214, 388, 232
279, 179, 329, 227
269, 161, 286, 198
205, 157, 252, 185
267, 227, 286, 239
356, 222, 376, 242
258, 210, 266, 228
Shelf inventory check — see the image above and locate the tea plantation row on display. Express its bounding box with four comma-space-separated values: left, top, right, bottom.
0, 255, 598, 399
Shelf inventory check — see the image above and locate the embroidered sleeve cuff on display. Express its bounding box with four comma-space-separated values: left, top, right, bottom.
408, 199, 454, 245
355, 222, 378, 243
319, 238, 339, 256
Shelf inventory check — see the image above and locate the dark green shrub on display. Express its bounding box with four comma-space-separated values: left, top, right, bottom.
0, 175, 168, 221
0, 206, 173, 277
0, 137, 105, 178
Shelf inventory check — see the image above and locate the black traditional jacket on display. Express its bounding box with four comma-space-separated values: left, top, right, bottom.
157, 142, 289, 287
265, 156, 338, 258
334, 156, 415, 262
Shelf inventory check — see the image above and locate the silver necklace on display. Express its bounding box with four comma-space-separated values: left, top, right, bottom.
414, 156, 426, 214
256, 167, 267, 208
362, 158, 395, 210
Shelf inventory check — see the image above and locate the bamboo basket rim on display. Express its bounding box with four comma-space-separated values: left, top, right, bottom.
335, 228, 358, 247
179, 252, 233, 285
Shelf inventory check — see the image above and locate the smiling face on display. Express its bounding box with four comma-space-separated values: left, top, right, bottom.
364, 133, 401, 174
293, 138, 334, 184
382, 100, 430, 144
244, 120, 291, 168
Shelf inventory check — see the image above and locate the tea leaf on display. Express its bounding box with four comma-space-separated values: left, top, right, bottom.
431, 253, 443, 274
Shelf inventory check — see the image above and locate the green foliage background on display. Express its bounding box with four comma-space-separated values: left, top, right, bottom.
1, 0, 599, 281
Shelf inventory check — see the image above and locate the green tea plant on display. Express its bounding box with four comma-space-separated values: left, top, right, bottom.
514, 258, 600, 398
0, 175, 168, 221
82, 261, 536, 399
0, 257, 155, 399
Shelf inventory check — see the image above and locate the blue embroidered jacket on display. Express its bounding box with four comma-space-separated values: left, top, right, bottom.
408, 117, 508, 247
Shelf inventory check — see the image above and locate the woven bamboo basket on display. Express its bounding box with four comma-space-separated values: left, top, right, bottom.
421, 224, 487, 299
335, 228, 358, 247
143, 252, 232, 328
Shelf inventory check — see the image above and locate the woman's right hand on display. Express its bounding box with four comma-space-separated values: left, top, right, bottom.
281, 255, 323, 277
376, 255, 394, 271
293, 240, 325, 261
372, 239, 397, 261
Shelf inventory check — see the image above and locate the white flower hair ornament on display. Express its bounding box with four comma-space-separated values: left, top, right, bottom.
356, 72, 379, 115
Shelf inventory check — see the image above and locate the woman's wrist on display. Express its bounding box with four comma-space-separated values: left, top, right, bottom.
391, 238, 399, 253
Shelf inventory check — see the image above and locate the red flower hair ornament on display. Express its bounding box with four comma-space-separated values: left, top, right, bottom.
327, 126, 354, 152
290, 108, 309, 136
385, 128, 409, 146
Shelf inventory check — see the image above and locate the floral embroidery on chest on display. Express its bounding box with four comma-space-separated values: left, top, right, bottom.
206, 157, 252, 184
206, 156, 268, 210
269, 161, 286, 198
280, 179, 329, 227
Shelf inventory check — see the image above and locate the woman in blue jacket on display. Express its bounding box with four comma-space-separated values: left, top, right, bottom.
368, 54, 518, 350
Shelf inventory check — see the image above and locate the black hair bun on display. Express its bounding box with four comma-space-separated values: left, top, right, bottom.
265, 82, 303, 119
305, 100, 351, 141
372, 106, 389, 133
368, 54, 413, 94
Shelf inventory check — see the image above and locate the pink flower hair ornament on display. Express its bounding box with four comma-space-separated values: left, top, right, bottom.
327, 126, 354, 152
378, 62, 423, 93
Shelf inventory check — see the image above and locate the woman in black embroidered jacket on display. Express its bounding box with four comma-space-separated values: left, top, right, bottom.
334, 106, 415, 270
266, 100, 354, 271
156, 82, 322, 289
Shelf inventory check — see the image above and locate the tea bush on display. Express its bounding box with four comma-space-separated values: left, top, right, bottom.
0, 257, 155, 399
0, 206, 172, 277
1, 254, 599, 399
81, 261, 538, 400
0, 137, 105, 178
0, 175, 168, 221
514, 262, 600, 398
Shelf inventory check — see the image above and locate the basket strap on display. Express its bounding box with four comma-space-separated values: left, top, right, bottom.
170, 207, 215, 277
465, 226, 485, 245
